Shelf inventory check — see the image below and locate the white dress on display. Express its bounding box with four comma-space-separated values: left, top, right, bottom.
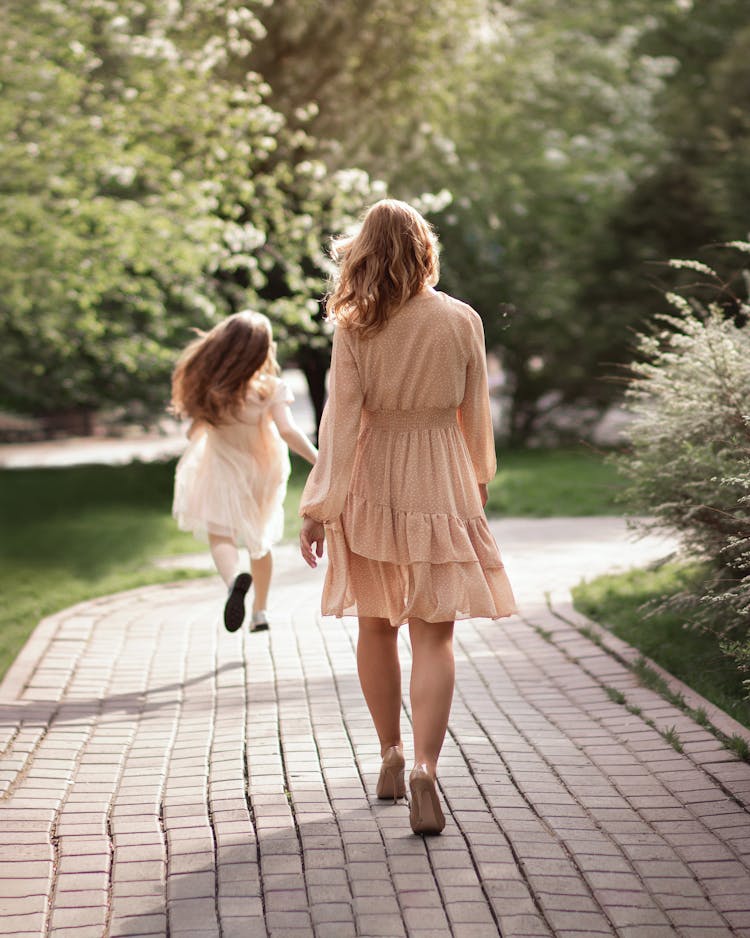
173, 376, 293, 557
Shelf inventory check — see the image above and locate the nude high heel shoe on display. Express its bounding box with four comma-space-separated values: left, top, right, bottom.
409, 764, 445, 835
376, 746, 406, 802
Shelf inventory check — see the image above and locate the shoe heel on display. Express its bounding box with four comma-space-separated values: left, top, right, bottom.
409, 766, 445, 835
376, 747, 406, 802
411, 787, 423, 822
378, 768, 405, 803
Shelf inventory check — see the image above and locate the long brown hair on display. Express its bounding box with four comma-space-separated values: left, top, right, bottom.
326, 199, 440, 335
170, 311, 279, 425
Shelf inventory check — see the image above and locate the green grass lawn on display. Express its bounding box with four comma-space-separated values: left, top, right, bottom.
488, 446, 622, 516
0, 445, 621, 681
572, 563, 750, 730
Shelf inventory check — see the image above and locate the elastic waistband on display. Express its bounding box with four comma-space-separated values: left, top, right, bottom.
361, 407, 458, 431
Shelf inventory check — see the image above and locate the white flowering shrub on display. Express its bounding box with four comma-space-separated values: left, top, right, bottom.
618, 248, 750, 683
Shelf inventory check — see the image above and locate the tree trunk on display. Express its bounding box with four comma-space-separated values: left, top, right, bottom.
297, 346, 330, 445
40, 407, 96, 438
508, 397, 538, 449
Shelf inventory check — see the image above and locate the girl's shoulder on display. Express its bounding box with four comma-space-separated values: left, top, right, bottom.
246, 374, 294, 408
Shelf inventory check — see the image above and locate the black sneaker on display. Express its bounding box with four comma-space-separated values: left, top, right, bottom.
224, 573, 252, 633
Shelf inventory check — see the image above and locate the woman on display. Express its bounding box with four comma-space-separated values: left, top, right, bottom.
299, 199, 516, 834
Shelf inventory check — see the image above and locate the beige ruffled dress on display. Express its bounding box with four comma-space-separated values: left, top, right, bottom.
173, 376, 292, 558
299, 289, 516, 626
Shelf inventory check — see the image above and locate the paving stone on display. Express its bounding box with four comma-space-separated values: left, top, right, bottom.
109, 914, 168, 937
355, 912, 407, 936
2, 529, 750, 938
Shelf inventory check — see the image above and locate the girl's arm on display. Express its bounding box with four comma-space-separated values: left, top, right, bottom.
270, 403, 318, 465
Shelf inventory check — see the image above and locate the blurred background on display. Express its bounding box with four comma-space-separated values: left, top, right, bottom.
2, 0, 748, 447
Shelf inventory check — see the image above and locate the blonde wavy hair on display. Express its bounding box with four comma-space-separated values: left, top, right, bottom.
170, 310, 280, 426
326, 199, 440, 335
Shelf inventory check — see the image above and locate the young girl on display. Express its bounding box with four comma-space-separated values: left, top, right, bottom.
171, 310, 317, 632
299, 200, 516, 835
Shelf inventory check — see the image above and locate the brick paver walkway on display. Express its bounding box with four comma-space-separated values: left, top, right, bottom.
2, 519, 750, 938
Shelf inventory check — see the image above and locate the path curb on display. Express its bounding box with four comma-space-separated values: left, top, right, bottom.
550, 599, 750, 749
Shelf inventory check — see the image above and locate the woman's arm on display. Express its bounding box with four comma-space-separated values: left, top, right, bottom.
299, 327, 364, 524
458, 311, 497, 486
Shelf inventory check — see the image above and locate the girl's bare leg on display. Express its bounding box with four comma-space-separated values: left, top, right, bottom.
357, 616, 402, 755
208, 534, 242, 587
408, 618, 455, 775
250, 551, 272, 613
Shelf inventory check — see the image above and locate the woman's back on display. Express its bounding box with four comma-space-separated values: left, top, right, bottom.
352, 290, 479, 412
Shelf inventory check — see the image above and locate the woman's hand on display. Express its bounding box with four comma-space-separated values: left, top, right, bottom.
300, 516, 326, 568
478, 482, 488, 508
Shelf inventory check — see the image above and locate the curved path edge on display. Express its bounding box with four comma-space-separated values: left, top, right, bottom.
2, 518, 750, 938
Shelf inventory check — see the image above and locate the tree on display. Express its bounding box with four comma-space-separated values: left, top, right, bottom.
0, 1, 260, 416
573, 2, 750, 430
403, 1, 679, 442
0, 0, 382, 425
245, 0, 486, 175
241, 1, 686, 442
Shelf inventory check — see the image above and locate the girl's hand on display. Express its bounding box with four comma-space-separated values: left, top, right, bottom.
300, 516, 325, 568
478, 482, 488, 508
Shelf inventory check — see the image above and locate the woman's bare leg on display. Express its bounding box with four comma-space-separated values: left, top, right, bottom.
408, 618, 455, 775
250, 551, 272, 613
357, 616, 402, 755
208, 534, 242, 587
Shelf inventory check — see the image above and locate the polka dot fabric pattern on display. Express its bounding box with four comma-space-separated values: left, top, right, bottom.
300, 290, 517, 626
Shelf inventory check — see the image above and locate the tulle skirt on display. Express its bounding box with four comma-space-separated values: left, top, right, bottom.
173, 426, 290, 559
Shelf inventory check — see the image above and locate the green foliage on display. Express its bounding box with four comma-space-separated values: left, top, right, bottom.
605, 686, 627, 705
661, 725, 683, 753
4, 0, 748, 443
616, 253, 750, 672
241, 1, 705, 442
1, 2, 245, 412
0, 1, 383, 418
247, 0, 484, 177
576, 2, 750, 392
572, 564, 750, 727
727, 734, 750, 761
408, 1, 681, 442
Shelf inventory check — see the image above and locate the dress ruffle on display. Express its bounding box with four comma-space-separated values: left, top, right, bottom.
343, 492, 503, 567
318, 493, 517, 627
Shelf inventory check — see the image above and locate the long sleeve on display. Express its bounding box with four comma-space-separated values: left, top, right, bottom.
458, 312, 497, 484
299, 326, 364, 523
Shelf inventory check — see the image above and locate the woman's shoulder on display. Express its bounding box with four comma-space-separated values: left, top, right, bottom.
422, 291, 482, 336
430, 290, 480, 319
